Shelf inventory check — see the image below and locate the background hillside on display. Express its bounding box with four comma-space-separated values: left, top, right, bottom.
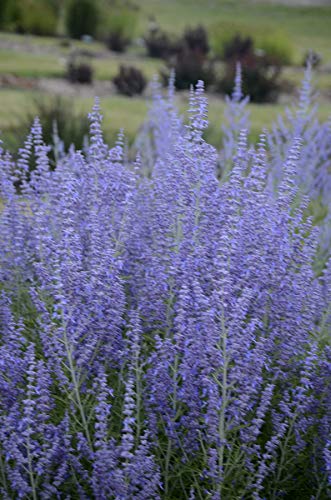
0, 0, 330, 150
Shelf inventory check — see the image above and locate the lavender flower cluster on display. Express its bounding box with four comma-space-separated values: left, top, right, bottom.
0, 69, 330, 499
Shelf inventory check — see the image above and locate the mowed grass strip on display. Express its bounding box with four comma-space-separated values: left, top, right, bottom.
0, 46, 164, 81
0, 88, 149, 146
0, 49, 64, 78
1, 87, 331, 149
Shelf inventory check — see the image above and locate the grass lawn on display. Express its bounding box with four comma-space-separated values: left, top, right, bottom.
181, 93, 331, 145
139, 0, 331, 62
93, 55, 164, 81
0, 47, 164, 81
0, 49, 64, 78
0, 0, 328, 63
0, 30, 105, 53
1, 86, 331, 150
0, 88, 150, 147
0, 0, 330, 150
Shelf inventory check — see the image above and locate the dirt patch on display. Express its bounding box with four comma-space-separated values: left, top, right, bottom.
0, 73, 115, 97
0, 74, 38, 90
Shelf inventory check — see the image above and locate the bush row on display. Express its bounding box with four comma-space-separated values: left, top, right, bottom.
64, 26, 285, 103
0, 0, 138, 50
47, 53, 280, 103
0, 1, 321, 103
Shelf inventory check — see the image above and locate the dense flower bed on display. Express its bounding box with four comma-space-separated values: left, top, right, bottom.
0, 67, 330, 498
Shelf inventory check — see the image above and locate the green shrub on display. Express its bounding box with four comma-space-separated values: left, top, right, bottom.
66, 0, 99, 39
210, 21, 293, 65
257, 32, 293, 65
0, 0, 12, 29
210, 21, 251, 59
4, 0, 58, 36
19, 3, 57, 36
103, 7, 138, 52
7, 95, 90, 164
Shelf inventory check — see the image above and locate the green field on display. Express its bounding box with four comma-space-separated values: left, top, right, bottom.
0, 48, 164, 80
0, 0, 330, 149
1, 85, 330, 151
138, 0, 331, 62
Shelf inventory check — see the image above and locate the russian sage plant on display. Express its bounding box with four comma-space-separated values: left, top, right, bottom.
0, 74, 330, 499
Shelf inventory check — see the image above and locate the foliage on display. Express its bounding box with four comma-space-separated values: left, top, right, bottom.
0, 0, 12, 29
103, 7, 138, 52
144, 26, 178, 59
210, 20, 293, 65
113, 65, 147, 96
0, 75, 330, 499
218, 63, 250, 176
7, 95, 90, 164
303, 49, 322, 68
144, 23, 209, 60
257, 31, 293, 66
3, 0, 58, 36
66, 0, 99, 39
66, 56, 94, 84
145, 23, 211, 89
267, 63, 331, 259
218, 36, 283, 103
183, 24, 209, 56
223, 34, 253, 62
159, 25, 213, 90
225, 59, 281, 103
163, 47, 215, 90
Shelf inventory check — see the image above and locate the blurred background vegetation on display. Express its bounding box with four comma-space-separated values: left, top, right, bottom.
0, 0, 330, 152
